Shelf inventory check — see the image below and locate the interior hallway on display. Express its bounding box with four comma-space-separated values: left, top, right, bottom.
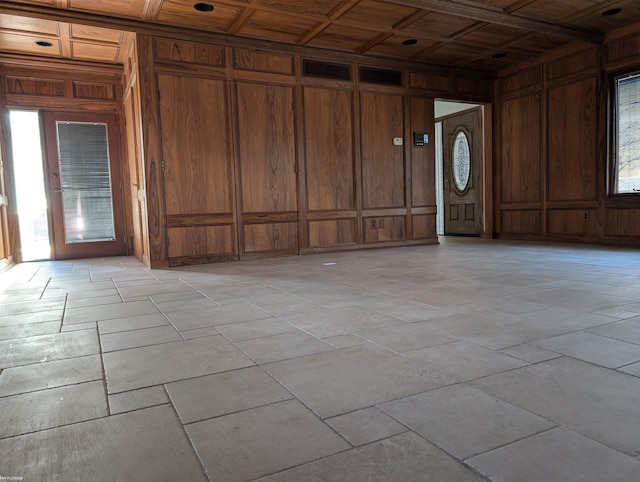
1, 237, 640, 481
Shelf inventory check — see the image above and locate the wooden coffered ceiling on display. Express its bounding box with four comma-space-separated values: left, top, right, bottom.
1, 0, 640, 71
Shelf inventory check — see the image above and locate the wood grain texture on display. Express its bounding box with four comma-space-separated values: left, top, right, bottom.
308, 219, 355, 247
72, 81, 115, 100
158, 74, 233, 215
362, 216, 405, 243
410, 96, 435, 209
167, 226, 234, 257
303, 86, 354, 211
501, 209, 541, 234
243, 222, 298, 253
547, 78, 596, 202
501, 94, 541, 203
154, 38, 225, 67
136, 34, 165, 264
360, 91, 405, 209
412, 214, 436, 239
234, 49, 293, 74
5, 76, 65, 97
605, 209, 640, 237
547, 209, 596, 237
236, 82, 297, 213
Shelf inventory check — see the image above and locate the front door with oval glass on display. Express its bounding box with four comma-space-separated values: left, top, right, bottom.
43, 111, 126, 260
442, 108, 481, 235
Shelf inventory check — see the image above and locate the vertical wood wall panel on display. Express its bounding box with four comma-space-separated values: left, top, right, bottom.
410, 97, 435, 208
547, 78, 597, 202
501, 94, 541, 204
360, 92, 405, 209
159, 75, 232, 215
303, 86, 354, 212
236, 82, 297, 214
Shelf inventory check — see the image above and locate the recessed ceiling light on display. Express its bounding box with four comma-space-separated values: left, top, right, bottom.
602, 7, 622, 16
194, 2, 214, 12
492, 52, 507, 59
402, 39, 418, 46
35, 41, 53, 47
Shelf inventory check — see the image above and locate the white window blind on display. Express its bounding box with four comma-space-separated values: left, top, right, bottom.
57, 122, 116, 243
616, 73, 640, 193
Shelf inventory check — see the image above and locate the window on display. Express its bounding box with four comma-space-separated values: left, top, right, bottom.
614, 72, 640, 194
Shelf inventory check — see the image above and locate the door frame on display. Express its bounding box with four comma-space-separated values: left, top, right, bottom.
42, 110, 127, 260
435, 101, 493, 239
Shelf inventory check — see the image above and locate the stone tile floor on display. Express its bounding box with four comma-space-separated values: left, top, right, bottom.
1, 237, 640, 481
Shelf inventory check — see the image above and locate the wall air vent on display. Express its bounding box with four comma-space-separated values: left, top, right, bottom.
302, 60, 351, 80
360, 67, 403, 86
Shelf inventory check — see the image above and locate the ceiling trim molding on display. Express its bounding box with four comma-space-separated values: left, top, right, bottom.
393, 0, 604, 44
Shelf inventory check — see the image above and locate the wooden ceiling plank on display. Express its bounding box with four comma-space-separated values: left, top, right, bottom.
557, 0, 622, 24
504, 0, 537, 14
329, 0, 362, 19
59, 21, 71, 58
393, 8, 430, 30
355, 31, 393, 53
142, 0, 165, 22
52, 0, 69, 8
297, 23, 331, 45
392, 0, 604, 43
227, 7, 257, 35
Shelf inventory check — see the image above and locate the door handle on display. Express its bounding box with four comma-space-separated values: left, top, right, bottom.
55, 189, 64, 193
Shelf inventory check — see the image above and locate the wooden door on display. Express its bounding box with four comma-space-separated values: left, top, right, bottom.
43, 111, 126, 259
442, 108, 481, 235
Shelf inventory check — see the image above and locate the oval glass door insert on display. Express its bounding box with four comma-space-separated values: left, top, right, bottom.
452, 131, 471, 191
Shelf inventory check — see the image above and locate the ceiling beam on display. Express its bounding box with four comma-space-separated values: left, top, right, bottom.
391, 0, 604, 44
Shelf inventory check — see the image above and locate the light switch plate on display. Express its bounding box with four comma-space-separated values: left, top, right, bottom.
393, 137, 403, 146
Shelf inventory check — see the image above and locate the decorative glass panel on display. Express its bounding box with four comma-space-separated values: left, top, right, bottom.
56, 122, 116, 243
452, 131, 471, 191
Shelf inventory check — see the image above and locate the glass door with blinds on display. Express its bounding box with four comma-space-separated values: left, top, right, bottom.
43, 111, 126, 259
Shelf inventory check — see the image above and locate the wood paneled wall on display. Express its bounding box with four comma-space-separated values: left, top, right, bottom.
495, 31, 640, 246
135, 34, 492, 266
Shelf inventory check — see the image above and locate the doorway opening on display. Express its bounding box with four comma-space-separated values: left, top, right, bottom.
8, 110, 51, 261
434, 100, 487, 237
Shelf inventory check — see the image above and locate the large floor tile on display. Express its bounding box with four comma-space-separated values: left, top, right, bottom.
236, 332, 334, 364
0, 297, 66, 316
97, 312, 170, 334
467, 427, 640, 482
100, 325, 182, 352
266, 344, 455, 418
406, 340, 528, 381
258, 432, 486, 482
0, 310, 63, 327
0, 381, 107, 438
0, 321, 60, 341
356, 321, 459, 352
588, 316, 640, 345
472, 356, 640, 455
187, 399, 349, 481
510, 288, 634, 313
109, 386, 169, 414
0, 330, 99, 369
103, 336, 254, 393
0, 405, 207, 481
63, 300, 159, 324
282, 306, 404, 339
166, 366, 292, 423
165, 302, 273, 331
0, 354, 102, 396
326, 407, 407, 446
382, 384, 554, 459
532, 331, 640, 368
215, 318, 298, 342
